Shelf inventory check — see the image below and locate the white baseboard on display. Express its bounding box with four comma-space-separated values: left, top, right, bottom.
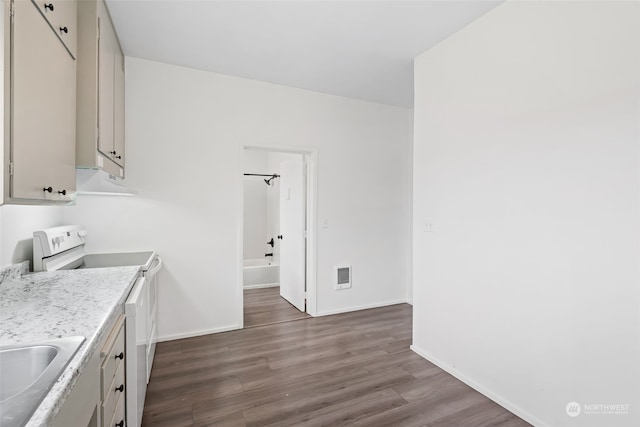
157, 324, 241, 342
410, 345, 547, 427
314, 299, 408, 317
243, 283, 279, 290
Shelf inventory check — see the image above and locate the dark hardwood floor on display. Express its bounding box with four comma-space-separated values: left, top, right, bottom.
243, 287, 310, 328
143, 304, 530, 427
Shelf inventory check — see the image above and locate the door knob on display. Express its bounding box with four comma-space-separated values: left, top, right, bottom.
43, 187, 53, 193
59, 27, 68, 34
115, 352, 124, 360
115, 384, 124, 392
44, 3, 54, 11
58, 189, 66, 195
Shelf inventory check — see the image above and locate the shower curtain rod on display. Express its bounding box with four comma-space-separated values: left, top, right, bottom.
243, 173, 280, 177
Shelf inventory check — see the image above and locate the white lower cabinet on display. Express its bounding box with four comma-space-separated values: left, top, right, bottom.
100, 316, 126, 427
51, 314, 126, 427
51, 350, 100, 427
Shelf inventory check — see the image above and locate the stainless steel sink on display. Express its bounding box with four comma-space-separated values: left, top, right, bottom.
0, 336, 85, 427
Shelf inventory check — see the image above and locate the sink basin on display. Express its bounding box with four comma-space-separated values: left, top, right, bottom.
0, 336, 85, 427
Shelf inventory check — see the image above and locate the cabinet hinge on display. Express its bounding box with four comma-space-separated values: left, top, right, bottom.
9, 162, 14, 176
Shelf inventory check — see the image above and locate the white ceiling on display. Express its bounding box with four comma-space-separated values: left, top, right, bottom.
106, 1, 502, 108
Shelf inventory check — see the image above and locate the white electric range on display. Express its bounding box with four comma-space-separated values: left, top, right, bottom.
32, 225, 162, 427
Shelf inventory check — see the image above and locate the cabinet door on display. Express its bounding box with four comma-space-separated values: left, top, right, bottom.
32, 0, 77, 57
11, 0, 76, 201
113, 50, 125, 169
97, 11, 115, 159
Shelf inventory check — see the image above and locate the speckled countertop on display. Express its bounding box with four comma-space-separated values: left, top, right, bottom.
0, 263, 141, 427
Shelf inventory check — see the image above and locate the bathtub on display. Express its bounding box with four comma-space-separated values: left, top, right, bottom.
243, 259, 279, 288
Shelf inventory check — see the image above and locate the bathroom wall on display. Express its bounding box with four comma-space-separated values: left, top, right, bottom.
243, 150, 269, 260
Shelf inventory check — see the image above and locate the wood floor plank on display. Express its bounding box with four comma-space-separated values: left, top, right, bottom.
241, 368, 414, 426
426, 399, 532, 427
251, 388, 407, 427
141, 404, 193, 427
243, 287, 309, 328
192, 410, 246, 427
237, 348, 389, 392
143, 303, 530, 427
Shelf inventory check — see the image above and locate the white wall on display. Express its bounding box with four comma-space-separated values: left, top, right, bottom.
412, 2, 639, 427
0, 205, 65, 268
243, 150, 268, 260
64, 57, 413, 340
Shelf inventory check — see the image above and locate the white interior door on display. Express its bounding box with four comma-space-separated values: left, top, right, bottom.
279, 159, 306, 312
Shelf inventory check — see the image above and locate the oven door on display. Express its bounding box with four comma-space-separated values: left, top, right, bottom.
143, 256, 162, 383
125, 275, 148, 427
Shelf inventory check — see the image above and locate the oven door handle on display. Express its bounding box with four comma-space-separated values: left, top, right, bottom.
146, 256, 163, 276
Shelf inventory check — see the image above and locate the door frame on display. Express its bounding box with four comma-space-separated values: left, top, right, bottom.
237, 144, 318, 327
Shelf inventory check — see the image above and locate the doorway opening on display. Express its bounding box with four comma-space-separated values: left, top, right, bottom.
241, 147, 316, 328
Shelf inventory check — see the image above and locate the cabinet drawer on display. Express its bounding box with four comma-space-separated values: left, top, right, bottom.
101, 360, 125, 425
108, 386, 126, 427
31, 0, 77, 57
101, 319, 125, 397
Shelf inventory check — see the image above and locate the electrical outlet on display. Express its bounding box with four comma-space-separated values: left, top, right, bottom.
424, 220, 435, 233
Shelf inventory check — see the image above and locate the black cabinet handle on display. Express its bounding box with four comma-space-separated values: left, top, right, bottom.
115, 421, 124, 427
115, 384, 124, 392
44, 3, 54, 11
58, 189, 66, 195
115, 155, 122, 159
43, 187, 53, 193
267, 238, 274, 247
59, 26, 68, 34
277, 235, 283, 240
115, 352, 124, 360
110, 150, 117, 155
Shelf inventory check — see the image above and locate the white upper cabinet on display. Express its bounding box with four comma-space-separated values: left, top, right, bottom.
5, 0, 77, 202
76, 0, 125, 178
32, 0, 77, 58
